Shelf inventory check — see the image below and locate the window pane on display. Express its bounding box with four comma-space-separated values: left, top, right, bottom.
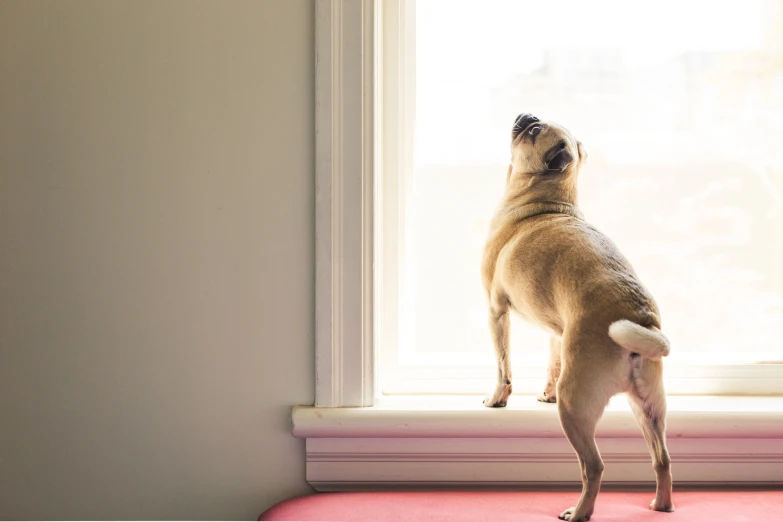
407, 0, 783, 368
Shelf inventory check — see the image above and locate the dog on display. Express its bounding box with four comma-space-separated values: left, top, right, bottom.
481, 113, 674, 521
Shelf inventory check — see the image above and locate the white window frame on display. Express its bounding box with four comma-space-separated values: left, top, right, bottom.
313, 0, 376, 409
298, 0, 783, 491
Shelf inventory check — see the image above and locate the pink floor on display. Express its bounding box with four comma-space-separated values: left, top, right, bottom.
260, 490, 783, 521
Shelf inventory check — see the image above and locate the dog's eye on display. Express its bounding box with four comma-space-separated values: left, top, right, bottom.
528, 125, 541, 137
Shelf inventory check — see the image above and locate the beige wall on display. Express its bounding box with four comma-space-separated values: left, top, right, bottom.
0, 1, 314, 519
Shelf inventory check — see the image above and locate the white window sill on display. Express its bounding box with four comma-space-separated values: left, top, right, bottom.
292, 395, 783, 490
294, 394, 783, 438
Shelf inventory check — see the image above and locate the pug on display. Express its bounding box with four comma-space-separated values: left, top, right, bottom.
481, 113, 674, 521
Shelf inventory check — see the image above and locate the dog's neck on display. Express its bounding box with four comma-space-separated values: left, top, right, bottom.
496, 173, 582, 224
503, 200, 583, 223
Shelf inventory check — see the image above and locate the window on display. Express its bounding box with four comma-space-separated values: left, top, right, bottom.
301, 0, 783, 491
379, 0, 783, 396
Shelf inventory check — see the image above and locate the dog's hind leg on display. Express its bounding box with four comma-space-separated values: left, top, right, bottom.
483, 300, 512, 407
556, 366, 613, 521
538, 337, 561, 403
628, 359, 674, 512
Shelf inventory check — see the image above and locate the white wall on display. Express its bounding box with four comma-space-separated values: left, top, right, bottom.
0, 1, 314, 519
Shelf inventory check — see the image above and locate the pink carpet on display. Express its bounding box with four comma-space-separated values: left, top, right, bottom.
259, 491, 783, 521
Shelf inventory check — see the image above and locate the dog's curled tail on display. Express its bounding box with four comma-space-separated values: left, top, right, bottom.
608, 319, 670, 360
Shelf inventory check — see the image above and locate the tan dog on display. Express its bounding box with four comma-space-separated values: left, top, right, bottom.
481, 114, 674, 521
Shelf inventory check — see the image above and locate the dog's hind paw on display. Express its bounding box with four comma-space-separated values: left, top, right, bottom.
650, 498, 675, 512
559, 507, 591, 521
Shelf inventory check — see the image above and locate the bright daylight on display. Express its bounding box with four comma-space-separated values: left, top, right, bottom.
389, 0, 783, 392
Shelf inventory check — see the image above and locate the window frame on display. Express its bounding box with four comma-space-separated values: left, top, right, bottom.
314, 0, 376, 407
375, 0, 783, 398
302, 0, 783, 491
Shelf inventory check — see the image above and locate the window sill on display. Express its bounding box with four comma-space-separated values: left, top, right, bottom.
292, 395, 783, 490
294, 394, 783, 438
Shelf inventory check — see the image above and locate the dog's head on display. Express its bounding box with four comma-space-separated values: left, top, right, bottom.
507, 113, 587, 184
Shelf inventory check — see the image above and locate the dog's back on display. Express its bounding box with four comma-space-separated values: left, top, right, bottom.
485, 212, 661, 338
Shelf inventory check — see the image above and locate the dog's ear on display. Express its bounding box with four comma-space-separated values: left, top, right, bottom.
576, 141, 588, 167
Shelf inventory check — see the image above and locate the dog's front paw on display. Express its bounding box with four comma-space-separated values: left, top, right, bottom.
483, 382, 512, 408
537, 379, 557, 403
536, 388, 556, 403
650, 498, 675, 512
559, 507, 591, 522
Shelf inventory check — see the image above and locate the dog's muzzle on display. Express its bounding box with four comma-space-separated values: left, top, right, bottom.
512, 113, 539, 140
545, 141, 572, 172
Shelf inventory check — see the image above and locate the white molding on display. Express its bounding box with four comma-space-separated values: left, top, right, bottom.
304, 436, 783, 491
294, 396, 783, 489
315, 0, 376, 407
294, 396, 783, 439
382, 364, 783, 396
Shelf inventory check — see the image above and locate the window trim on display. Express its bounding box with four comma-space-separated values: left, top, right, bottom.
314, 0, 376, 407
305, 0, 783, 490
294, 395, 783, 490
383, 363, 783, 396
